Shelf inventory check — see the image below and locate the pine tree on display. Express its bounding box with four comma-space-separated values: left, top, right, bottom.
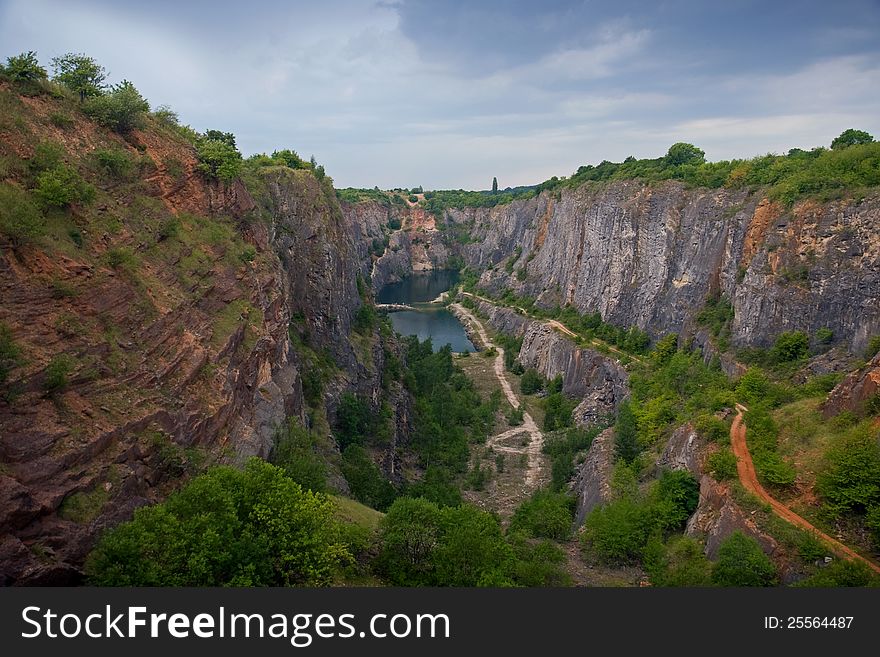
492, 176, 498, 193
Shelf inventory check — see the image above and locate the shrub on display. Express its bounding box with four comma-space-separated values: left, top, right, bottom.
866, 335, 880, 360
196, 136, 242, 182
91, 148, 136, 180
614, 399, 640, 463
353, 303, 376, 334
795, 559, 879, 587
152, 105, 179, 126
33, 165, 95, 209
543, 392, 576, 431
376, 498, 513, 586
711, 531, 777, 586
666, 142, 705, 166
770, 330, 809, 363
335, 392, 373, 449
519, 368, 544, 395
86, 459, 350, 585
272, 419, 326, 493
581, 498, 651, 565
509, 489, 574, 541
49, 112, 74, 129
506, 405, 524, 426
83, 80, 150, 134
643, 535, 713, 586
508, 534, 572, 586
815, 327, 834, 345
5, 51, 47, 81
341, 445, 397, 511
0, 183, 44, 246
44, 354, 75, 392
405, 465, 462, 508
649, 469, 700, 531
708, 448, 738, 481
816, 425, 880, 514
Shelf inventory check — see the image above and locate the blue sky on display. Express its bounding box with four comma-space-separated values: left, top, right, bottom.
1, 0, 879, 189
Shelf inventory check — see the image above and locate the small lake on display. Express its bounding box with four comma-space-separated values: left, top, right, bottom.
378, 270, 475, 353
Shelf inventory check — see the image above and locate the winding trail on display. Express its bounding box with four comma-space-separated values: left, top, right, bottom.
458, 291, 643, 365
731, 403, 880, 574
451, 303, 544, 488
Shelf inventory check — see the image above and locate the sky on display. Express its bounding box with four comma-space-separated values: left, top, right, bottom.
1, 0, 879, 189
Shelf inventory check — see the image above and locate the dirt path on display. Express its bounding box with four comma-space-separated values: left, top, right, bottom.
451, 303, 544, 488
731, 403, 880, 574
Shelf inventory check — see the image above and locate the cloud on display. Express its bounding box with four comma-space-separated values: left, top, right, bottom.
1, 0, 879, 188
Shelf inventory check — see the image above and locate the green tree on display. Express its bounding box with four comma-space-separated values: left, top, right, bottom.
196, 135, 242, 182
519, 368, 544, 395
376, 497, 441, 585
5, 51, 47, 85
795, 559, 879, 587
33, 165, 95, 209
581, 497, 650, 565
205, 129, 236, 148
86, 459, 350, 585
831, 129, 874, 150
492, 176, 498, 193
711, 531, 777, 586
614, 399, 640, 463
509, 489, 574, 541
816, 425, 880, 513
83, 80, 150, 134
335, 392, 372, 449
665, 142, 705, 166
50, 53, 106, 100
770, 330, 809, 362
272, 419, 326, 492
643, 535, 713, 586
341, 445, 398, 511
649, 469, 700, 531
0, 183, 43, 246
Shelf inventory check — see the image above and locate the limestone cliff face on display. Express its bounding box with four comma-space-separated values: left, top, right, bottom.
469, 299, 628, 425
452, 182, 880, 355
339, 200, 452, 292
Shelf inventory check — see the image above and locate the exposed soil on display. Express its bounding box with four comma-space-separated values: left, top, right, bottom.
731, 403, 880, 574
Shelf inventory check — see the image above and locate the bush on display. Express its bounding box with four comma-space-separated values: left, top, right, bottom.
506, 405, 524, 426
816, 425, 880, 514
708, 448, 738, 480
543, 426, 600, 491
353, 303, 376, 333
815, 327, 834, 345
272, 419, 326, 493
643, 535, 713, 586
92, 148, 134, 179
831, 129, 874, 150
711, 531, 778, 586
196, 136, 242, 182
543, 392, 576, 431
44, 354, 75, 392
508, 534, 572, 586
33, 165, 95, 209
341, 445, 397, 511
649, 469, 700, 531
795, 559, 879, 587
83, 80, 149, 134
86, 459, 351, 585
509, 489, 574, 541
519, 368, 544, 395
49, 112, 75, 129
581, 498, 651, 565
614, 399, 640, 463
334, 392, 373, 449
5, 51, 47, 88
376, 498, 513, 586
0, 183, 44, 246
770, 330, 809, 363
404, 466, 462, 508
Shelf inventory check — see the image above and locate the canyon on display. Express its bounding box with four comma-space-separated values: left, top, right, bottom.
2, 78, 879, 585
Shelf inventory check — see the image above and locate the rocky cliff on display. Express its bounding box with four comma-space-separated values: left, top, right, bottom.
468, 299, 628, 425
445, 182, 879, 355
0, 84, 402, 583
